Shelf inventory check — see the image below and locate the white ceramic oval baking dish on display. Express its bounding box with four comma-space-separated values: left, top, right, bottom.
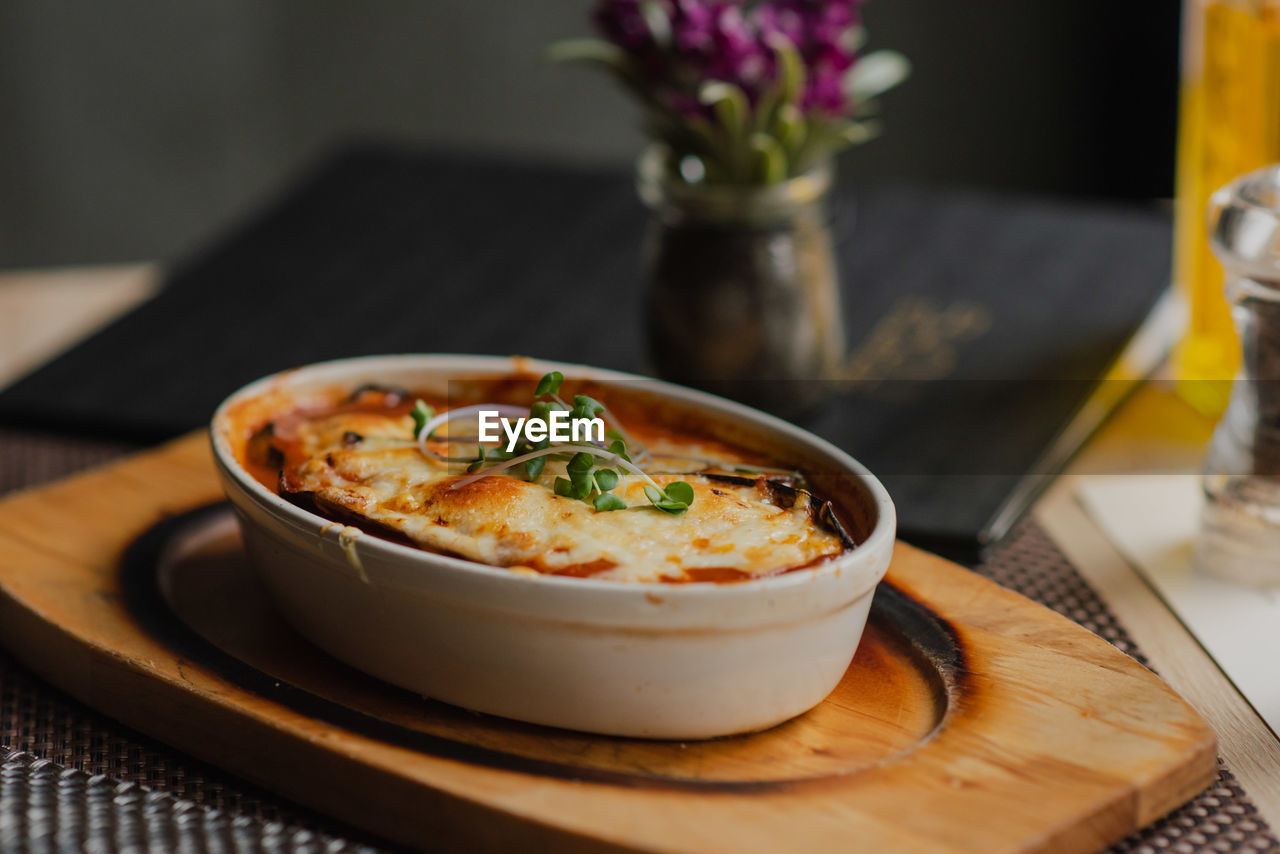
210, 355, 896, 739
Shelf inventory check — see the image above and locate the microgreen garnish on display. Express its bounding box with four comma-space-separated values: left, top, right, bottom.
664, 481, 695, 505
594, 468, 619, 491
524, 454, 547, 481
593, 493, 627, 512
411, 400, 434, 439
644, 481, 695, 514
535, 371, 564, 397
571, 395, 605, 420
420, 370, 693, 515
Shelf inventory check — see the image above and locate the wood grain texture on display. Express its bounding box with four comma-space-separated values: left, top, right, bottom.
1038, 479, 1280, 833
152, 514, 946, 786
0, 433, 1217, 853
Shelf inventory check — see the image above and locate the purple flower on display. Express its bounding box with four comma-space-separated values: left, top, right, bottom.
670, 0, 715, 52
594, 0, 665, 52
593, 0, 867, 117
757, 0, 863, 113
803, 66, 846, 112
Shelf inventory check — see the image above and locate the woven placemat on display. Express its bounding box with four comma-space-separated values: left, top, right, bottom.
0, 428, 1275, 853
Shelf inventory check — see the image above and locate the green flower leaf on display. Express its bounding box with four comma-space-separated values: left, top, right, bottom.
775, 103, 807, 154
567, 452, 595, 474
573, 394, 605, 416
844, 51, 910, 103
554, 477, 575, 497
609, 439, 631, 463
546, 39, 625, 69
699, 81, 749, 141
749, 132, 787, 184
769, 34, 806, 106
594, 468, 619, 492
839, 119, 882, 146
639, 0, 671, 46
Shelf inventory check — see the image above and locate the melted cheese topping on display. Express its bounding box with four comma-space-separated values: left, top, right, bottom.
266, 409, 846, 583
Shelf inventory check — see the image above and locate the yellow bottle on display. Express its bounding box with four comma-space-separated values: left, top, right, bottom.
1174, 0, 1280, 414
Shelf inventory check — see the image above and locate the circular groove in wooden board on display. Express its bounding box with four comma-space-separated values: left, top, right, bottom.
126, 504, 958, 787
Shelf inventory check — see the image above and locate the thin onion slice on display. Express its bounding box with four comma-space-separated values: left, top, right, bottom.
415, 404, 528, 456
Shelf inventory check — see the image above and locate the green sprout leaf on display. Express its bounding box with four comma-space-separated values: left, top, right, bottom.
411, 400, 434, 439
573, 395, 605, 416
535, 371, 564, 397
664, 481, 695, 505
529, 400, 554, 423
569, 469, 595, 499
441, 364, 711, 515
524, 455, 546, 481
643, 481, 694, 514
465, 444, 488, 473
593, 493, 628, 512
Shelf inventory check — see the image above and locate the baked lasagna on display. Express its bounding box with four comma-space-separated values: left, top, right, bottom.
235, 375, 856, 583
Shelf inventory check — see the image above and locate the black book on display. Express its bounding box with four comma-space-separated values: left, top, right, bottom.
0, 143, 1173, 562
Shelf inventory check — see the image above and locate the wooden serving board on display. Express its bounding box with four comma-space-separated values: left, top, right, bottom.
0, 434, 1216, 853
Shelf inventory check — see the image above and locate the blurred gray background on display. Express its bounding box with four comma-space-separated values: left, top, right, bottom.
0, 1, 1180, 268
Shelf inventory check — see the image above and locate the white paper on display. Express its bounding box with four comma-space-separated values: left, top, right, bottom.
1076, 474, 1280, 737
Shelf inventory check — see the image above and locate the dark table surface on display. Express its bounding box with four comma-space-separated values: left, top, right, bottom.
0, 143, 1172, 561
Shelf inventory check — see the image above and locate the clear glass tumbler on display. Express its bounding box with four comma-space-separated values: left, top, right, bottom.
1197, 164, 1280, 585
